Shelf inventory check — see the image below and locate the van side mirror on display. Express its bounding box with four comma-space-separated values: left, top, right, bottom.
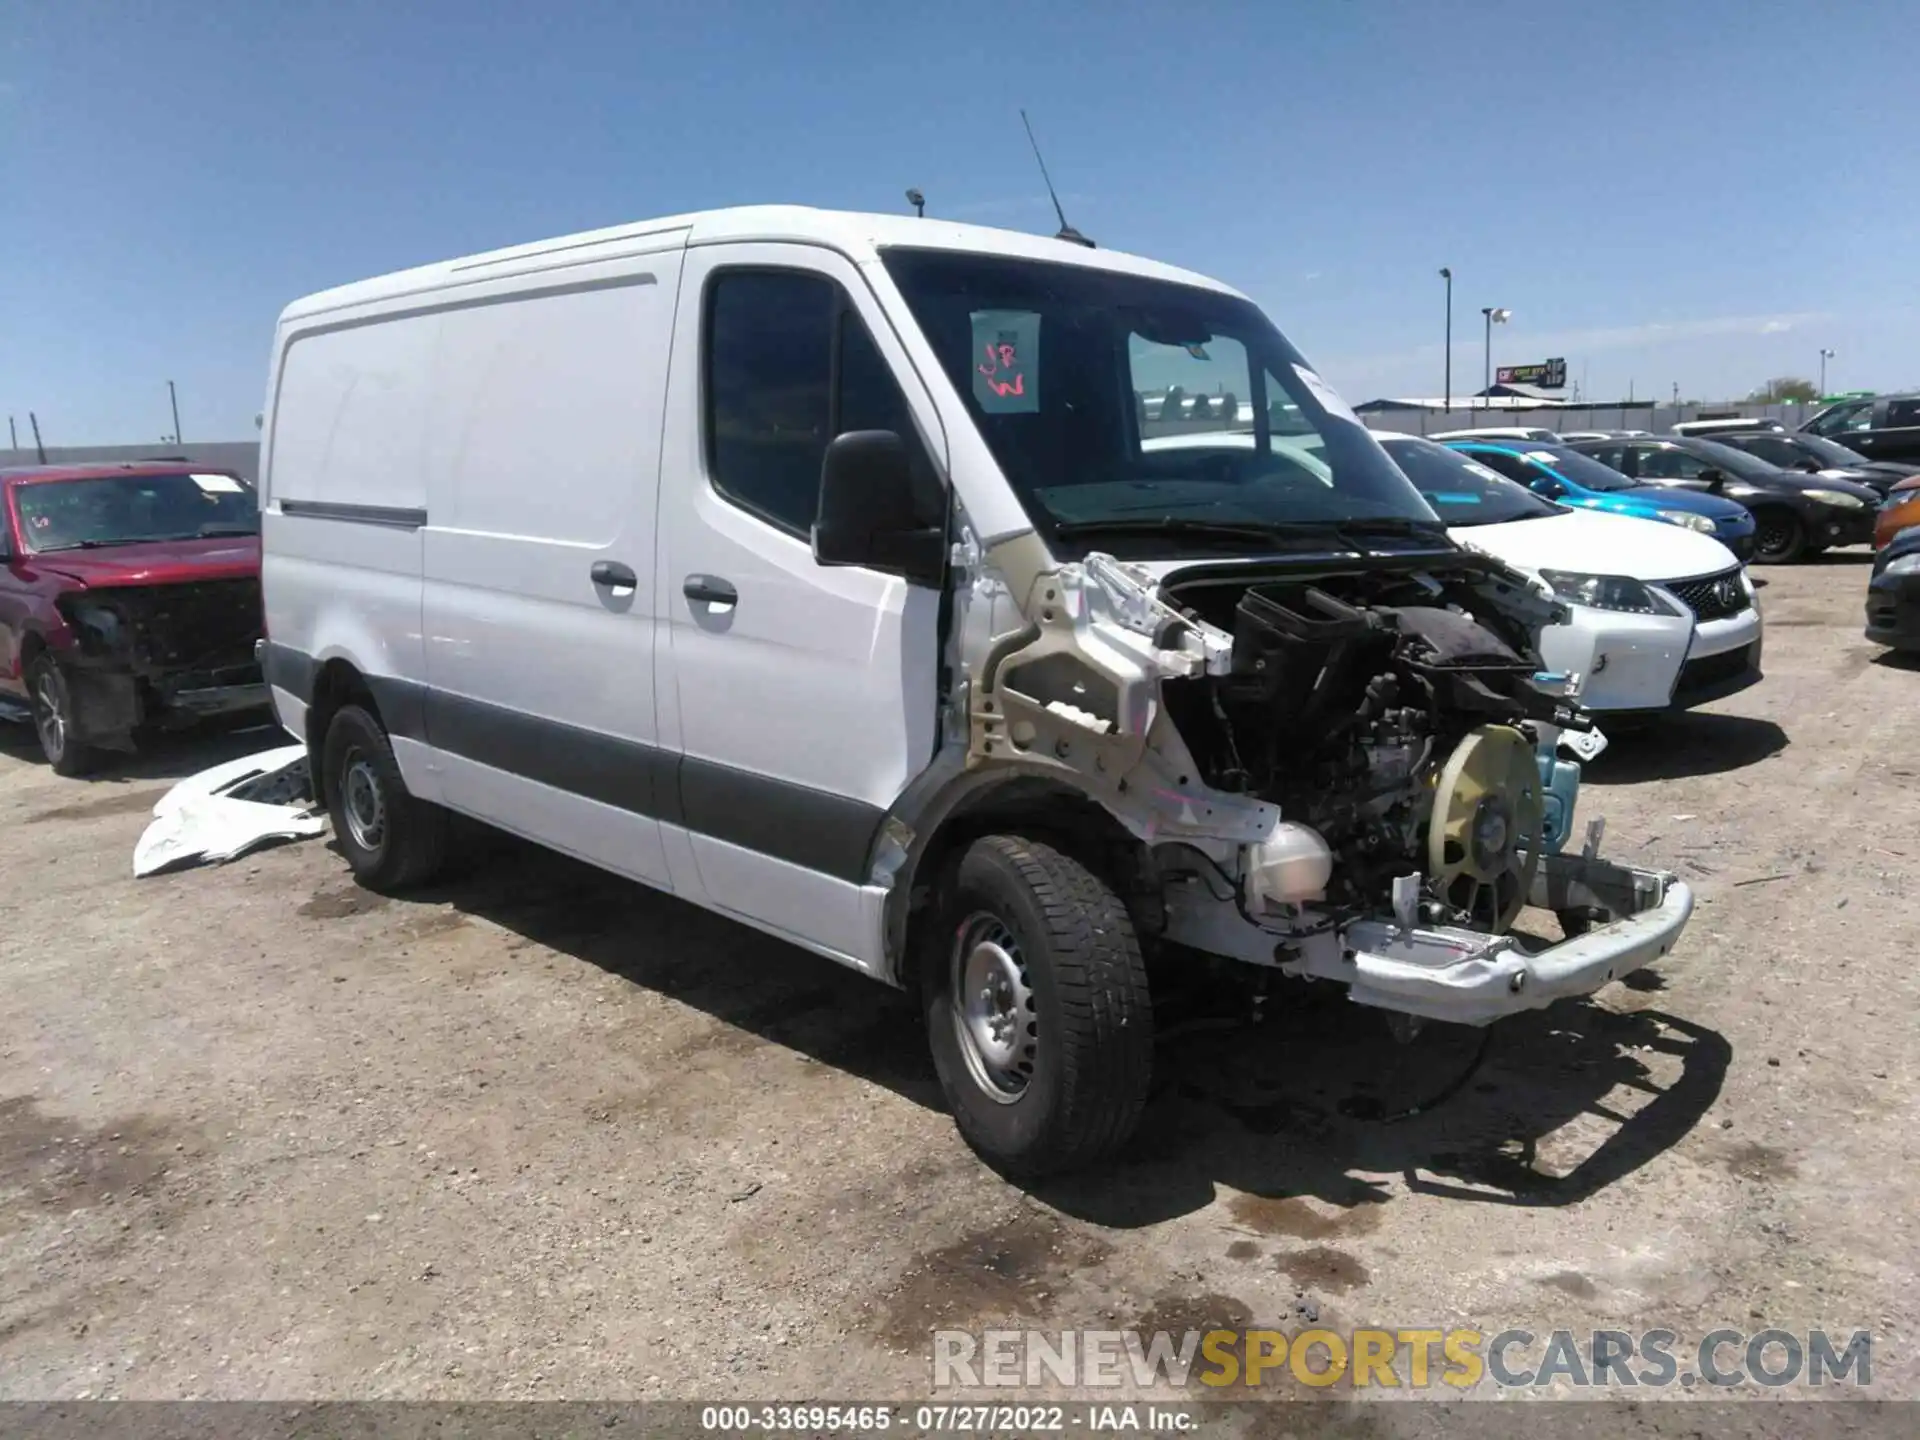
813, 430, 945, 583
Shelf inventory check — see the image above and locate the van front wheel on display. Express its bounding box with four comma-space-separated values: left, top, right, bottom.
924, 834, 1153, 1176
323, 704, 448, 891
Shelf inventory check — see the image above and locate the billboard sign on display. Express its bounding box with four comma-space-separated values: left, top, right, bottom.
1496, 358, 1568, 389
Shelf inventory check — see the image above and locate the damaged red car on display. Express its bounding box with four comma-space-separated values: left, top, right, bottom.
0, 462, 267, 774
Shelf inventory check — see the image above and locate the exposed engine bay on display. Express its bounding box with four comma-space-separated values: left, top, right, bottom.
937, 538, 1689, 1026
1158, 564, 1577, 933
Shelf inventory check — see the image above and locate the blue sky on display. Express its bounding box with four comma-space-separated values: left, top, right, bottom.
4, 0, 1916, 443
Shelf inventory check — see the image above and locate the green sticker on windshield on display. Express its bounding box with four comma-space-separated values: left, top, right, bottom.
971, 310, 1040, 414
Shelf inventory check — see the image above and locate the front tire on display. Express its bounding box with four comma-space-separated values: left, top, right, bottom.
322, 704, 448, 891
924, 834, 1153, 1176
28, 656, 97, 777
1751, 509, 1806, 564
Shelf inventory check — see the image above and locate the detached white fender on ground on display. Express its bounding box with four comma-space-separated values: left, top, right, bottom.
133, 743, 326, 877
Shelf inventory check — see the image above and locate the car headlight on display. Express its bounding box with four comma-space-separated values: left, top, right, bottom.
1803, 488, 1867, 509
1656, 509, 1717, 533
1537, 569, 1677, 616
1882, 552, 1920, 578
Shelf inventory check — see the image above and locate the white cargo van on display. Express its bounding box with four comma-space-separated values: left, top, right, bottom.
259, 206, 1692, 1174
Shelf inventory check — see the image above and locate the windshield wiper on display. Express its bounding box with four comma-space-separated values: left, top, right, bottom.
1291, 517, 1449, 537
35, 539, 122, 552
1053, 515, 1451, 551
1051, 517, 1306, 544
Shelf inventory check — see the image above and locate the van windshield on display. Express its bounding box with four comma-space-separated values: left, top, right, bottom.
879, 248, 1442, 555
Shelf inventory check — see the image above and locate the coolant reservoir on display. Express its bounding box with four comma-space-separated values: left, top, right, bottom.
1244, 821, 1335, 909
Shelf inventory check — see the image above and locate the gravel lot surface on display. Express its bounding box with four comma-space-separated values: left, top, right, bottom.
1, 557, 1914, 1417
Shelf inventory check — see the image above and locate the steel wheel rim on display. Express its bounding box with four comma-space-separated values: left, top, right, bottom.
950, 912, 1037, 1104
32, 670, 65, 761
1756, 514, 1796, 558
341, 751, 387, 853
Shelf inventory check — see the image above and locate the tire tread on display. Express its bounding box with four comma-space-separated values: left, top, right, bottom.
323, 705, 448, 891
949, 833, 1153, 1174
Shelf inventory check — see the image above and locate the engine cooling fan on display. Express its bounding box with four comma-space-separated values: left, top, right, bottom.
1426, 724, 1544, 933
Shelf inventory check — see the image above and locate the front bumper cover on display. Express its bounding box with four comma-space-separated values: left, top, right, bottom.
1865, 574, 1920, 650
1814, 507, 1877, 548
1336, 852, 1693, 1026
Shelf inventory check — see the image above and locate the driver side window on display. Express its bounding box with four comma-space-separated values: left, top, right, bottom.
1811, 401, 1873, 436
1636, 448, 1707, 481
704, 269, 939, 536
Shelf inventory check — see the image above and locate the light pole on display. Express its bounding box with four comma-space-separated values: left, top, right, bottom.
1480, 307, 1510, 413
167, 380, 183, 446
1819, 348, 1835, 395
1439, 267, 1453, 412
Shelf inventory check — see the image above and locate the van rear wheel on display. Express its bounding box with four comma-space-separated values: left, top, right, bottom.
323, 704, 448, 891
924, 834, 1153, 1176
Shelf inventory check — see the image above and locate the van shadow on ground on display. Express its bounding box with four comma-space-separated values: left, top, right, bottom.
1036, 973, 1728, 1228
415, 833, 1727, 1229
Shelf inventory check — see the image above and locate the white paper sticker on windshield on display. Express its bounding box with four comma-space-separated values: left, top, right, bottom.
1291, 364, 1361, 426
191, 473, 243, 493
971, 310, 1040, 414
1523, 451, 1560, 465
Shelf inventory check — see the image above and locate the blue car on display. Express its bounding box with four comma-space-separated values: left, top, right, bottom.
1442, 440, 1757, 562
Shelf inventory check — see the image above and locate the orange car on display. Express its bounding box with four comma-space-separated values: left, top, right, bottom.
1875, 477, 1920, 550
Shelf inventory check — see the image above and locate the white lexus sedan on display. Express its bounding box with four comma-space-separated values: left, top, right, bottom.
1375, 433, 1763, 716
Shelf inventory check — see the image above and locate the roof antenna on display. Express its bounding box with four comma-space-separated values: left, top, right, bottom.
1020, 109, 1093, 248
905, 187, 925, 218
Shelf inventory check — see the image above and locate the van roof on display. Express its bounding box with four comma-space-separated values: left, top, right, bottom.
279, 205, 1247, 323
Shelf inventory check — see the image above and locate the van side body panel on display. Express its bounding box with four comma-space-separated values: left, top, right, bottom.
260, 307, 438, 797
418, 254, 684, 892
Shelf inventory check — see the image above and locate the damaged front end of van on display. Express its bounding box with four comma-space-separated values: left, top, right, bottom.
889, 532, 1692, 1031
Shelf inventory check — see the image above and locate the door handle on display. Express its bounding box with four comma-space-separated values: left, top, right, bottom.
591, 560, 637, 589
683, 575, 738, 606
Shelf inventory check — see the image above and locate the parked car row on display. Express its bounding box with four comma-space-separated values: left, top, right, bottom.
1373, 435, 1762, 723
1420, 426, 1886, 564
1422, 405, 1920, 654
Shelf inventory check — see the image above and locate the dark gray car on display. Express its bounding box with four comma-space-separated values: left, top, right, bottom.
1705, 428, 1920, 499
1565, 436, 1881, 563
1802, 393, 1920, 465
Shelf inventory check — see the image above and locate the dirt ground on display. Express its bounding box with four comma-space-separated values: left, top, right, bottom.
1, 556, 1916, 1413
